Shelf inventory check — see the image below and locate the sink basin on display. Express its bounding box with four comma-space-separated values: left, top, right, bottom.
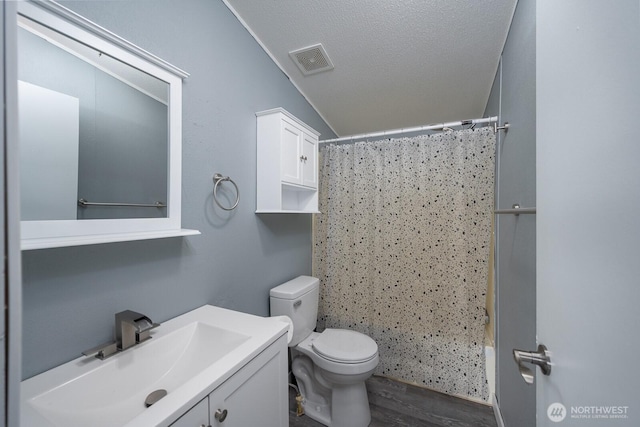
29, 323, 248, 426
21, 305, 289, 427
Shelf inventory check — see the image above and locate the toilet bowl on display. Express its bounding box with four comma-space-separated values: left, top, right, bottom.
270, 276, 379, 427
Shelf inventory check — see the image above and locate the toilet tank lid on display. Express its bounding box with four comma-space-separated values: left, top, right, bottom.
270, 276, 319, 299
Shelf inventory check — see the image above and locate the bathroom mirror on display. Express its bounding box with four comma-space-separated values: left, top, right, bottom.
18, 1, 199, 249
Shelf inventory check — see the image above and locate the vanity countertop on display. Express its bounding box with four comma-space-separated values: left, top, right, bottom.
21, 305, 289, 427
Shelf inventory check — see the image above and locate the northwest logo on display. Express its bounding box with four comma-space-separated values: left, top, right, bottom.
548, 402, 567, 422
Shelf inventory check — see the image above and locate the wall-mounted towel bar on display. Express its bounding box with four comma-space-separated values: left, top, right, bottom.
78, 198, 166, 208
494, 204, 536, 215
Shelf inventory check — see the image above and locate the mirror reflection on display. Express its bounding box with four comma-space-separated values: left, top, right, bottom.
17, 15, 169, 221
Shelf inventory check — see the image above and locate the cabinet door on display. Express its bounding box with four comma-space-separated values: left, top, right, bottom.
301, 133, 317, 189
280, 119, 303, 185
209, 339, 287, 427
170, 397, 209, 427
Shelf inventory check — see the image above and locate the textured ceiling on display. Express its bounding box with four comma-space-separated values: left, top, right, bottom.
224, 0, 516, 137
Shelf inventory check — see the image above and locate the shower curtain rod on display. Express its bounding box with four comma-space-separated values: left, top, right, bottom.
320, 116, 499, 144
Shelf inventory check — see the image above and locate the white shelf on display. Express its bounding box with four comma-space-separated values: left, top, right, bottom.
21, 228, 200, 250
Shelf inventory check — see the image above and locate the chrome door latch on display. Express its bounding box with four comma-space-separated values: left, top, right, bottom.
513, 344, 551, 384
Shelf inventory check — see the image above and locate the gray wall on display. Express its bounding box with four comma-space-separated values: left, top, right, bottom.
484, 0, 536, 425
21, 0, 335, 379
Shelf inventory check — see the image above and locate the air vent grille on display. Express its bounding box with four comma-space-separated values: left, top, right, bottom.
289, 44, 334, 76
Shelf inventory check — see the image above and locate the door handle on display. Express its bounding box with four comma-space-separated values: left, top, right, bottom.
214, 408, 228, 422
513, 344, 551, 384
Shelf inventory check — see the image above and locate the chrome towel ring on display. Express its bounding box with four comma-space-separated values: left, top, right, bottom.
213, 173, 240, 211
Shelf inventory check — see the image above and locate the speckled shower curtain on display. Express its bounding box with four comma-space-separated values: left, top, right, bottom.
313, 127, 494, 401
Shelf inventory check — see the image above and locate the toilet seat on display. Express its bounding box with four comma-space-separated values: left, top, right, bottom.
294, 331, 380, 376
312, 329, 378, 364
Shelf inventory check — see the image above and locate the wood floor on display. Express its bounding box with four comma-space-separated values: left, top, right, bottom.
289, 376, 497, 427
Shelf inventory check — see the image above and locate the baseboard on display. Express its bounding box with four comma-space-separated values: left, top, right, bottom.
492, 393, 506, 427
374, 374, 492, 406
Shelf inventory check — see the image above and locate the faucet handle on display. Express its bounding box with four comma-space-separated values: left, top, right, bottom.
82, 341, 118, 360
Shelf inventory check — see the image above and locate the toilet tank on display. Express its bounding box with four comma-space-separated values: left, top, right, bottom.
269, 276, 319, 347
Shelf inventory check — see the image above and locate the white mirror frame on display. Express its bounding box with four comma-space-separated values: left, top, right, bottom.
18, 1, 199, 250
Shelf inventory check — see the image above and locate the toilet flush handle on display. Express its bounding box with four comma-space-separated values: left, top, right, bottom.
294, 300, 302, 308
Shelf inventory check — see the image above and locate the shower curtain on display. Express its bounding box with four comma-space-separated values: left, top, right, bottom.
313, 127, 494, 401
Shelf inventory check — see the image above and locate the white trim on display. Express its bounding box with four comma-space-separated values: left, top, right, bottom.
492, 393, 506, 427
221, 0, 339, 138
376, 374, 493, 407
27, 0, 189, 79
4, 1, 23, 424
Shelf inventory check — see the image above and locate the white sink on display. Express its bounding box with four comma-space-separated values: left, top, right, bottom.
28, 323, 249, 426
21, 305, 289, 427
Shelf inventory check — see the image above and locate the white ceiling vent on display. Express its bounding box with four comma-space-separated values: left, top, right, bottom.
289, 43, 334, 76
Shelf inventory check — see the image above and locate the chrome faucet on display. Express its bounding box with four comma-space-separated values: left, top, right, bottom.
82, 310, 159, 360
115, 310, 157, 350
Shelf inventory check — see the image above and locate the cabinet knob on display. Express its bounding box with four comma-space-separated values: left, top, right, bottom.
214, 408, 228, 422
300, 155, 308, 161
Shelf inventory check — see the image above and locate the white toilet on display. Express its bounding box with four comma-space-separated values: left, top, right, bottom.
270, 275, 379, 427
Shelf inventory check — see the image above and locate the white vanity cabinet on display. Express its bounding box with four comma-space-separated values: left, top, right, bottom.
256, 108, 320, 213
170, 397, 208, 426
170, 334, 288, 427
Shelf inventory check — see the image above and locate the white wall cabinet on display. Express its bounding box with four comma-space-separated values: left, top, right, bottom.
256, 108, 320, 213
170, 335, 288, 427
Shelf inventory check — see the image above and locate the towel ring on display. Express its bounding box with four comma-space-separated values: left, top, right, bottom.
213, 173, 239, 211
